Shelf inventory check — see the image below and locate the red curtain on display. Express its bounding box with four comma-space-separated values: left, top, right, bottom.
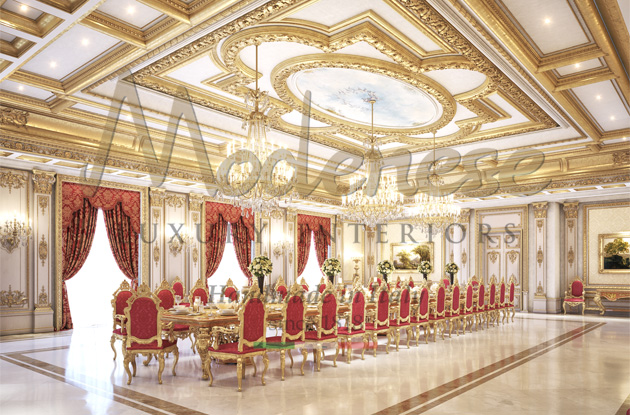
205, 202, 254, 282
297, 214, 331, 276
61, 198, 98, 330
205, 214, 228, 279
103, 202, 139, 289
231, 217, 253, 280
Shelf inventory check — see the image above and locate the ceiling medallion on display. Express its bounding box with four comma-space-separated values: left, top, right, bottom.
218, 43, 296, 217
342, 98, 405, 228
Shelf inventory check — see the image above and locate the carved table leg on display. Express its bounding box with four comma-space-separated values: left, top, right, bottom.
593, 293, 605, 315
195, 327, 212, 380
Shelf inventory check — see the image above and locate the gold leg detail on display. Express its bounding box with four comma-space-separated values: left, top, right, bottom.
288, 348, 294, 368
110, 335, 117, 361
236, 358, 243, 392
252, 357, 257, 377
172, 347, 179, 376
157, 352, 165, 385
333, 342, 339, 367
124, 354, 133, 385
280, 350, 286, 381
262, 352, 269, 386
300, 347, 307, 375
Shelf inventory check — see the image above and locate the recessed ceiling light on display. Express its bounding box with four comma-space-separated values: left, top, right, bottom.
49, 61, 57, 68
19, 4, 28, 12
81, 38, 89, 46
574, 63, 581, 68
596, 95, 602, 100
544, 17, 552, 24
17, 85, 24, 91
126, 5, 135, 14
610, 115, 616, 120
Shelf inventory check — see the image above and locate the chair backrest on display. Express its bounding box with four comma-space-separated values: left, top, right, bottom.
223, 278, 239, 302
571, 278, 584, 297
470, 275, 480, 287
317, 285, 338, 338
238, 282, 267, 351
318, 277, 327, 293
478, 284, 486, 308
155, 280, 175, 310
300, 277, 309, 292
349, 287, 366, 331
418, 287, 430, 320
450, 282, 460, 314
375, 283, 390, 328
274, 275, 288, 299
395, 276, 402, 288
190, 278, 209, 304
508, 276, 516, 303
171, 276, 185, 298
408, 277, 415, 288
489, 281, 496, 306
499, 278, 506, 305
282, 283, 306, 342
435, 283, 446, 316
443, 278, 450, 288
394, 285, 411, 324
112, 280, 133, 318
464, 283, 474, 312
125, 283, 162, 348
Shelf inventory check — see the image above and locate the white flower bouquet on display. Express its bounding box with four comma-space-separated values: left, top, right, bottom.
377, 260, 394, 276
321, 258, 342, 277
418, 260, 432, 275
248, 255, 273, 278
445, 262, 459, 274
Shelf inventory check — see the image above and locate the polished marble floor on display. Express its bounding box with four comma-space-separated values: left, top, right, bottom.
1, 314, 629, 415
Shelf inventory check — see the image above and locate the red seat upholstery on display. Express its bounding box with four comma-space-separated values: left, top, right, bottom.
128, 339, 177, 351
563, 277, 585, 315
209, 342, 266, 354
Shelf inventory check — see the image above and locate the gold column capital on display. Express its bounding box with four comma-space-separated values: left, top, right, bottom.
188, 193, 204, 211
32, 169, 56, 194
532, 202, 549, 218
459, 208, 471, 223
563, 202, 579, 218
149, 187, 166, 207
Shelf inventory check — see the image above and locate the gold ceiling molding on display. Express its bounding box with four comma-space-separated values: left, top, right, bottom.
0, 108, 28, 127
270, 54, 457, 136
613, 150, 630, 166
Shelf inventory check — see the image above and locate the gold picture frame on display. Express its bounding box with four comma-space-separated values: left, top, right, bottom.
391, 242, 434, 273
598, 232, 630, 274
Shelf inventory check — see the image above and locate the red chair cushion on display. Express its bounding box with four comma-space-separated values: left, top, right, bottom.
304, 331, 337, 340
209, 342, 265, 354
389, 319, 410, 327
564, 298, 584, 302
365, 322, 388, 330
410, 317, 428, 323
113, 328, 126, 335
429, 315, 444, 321
445, 312, 459, 317
127, 339, 177, 350
337, 327, 365, 335
571, 281, 583, 297
266, 336, 305, 346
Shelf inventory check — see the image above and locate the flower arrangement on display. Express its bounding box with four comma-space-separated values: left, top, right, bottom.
445, 262, 459, 274
248, 255, 273, 278
377, 260, 394, 276
321, 258, 342, 277
418, 260, 432, 275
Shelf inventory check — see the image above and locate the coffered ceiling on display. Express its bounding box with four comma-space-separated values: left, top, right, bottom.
0, 0, 628, 206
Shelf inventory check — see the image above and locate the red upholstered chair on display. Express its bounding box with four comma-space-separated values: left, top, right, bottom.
474, 283, 486, 331
266, 282, 308, 380
337, 283, 367, 363
506, 275, 517, 322
155, 280, 193, 353
318, 277, 327, 293
407, 277, 415, 289
470, 275, 480, 288
205, 282, 269, 391
365, 281, 391, 356
411, 283, 430, 344
498, 277, 508, 324
274, 275, 288, 300
395, 276, 402, 289
389, 284, 412, 350
304, 281, 339, 371
299, 277, 309, 292
486, 277, 498, 328
110, 280, 133, 361
445, 279, 461, 338
123, 283, 178, 385
563, 276, 585, 315
459, 282, 475, 334
429, 282, 446, 341
443, 278, 451, 289
368, 276, 384, 293
189, 278, 209, 305
171, 276, 185, 302
222, 278, 239, 302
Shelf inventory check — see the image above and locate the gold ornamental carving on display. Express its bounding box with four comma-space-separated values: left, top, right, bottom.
149, 187, 166, 207
459, 209, 471, 223
153, 245, 160, 266
192, 212, 200, 223
165, 194, 186, 210
189, 193, 204, 211
507, 250, 518, 264
533, 202, 548, 218
0, 170, 27, 193
38, 195, 48, 216
567, 246, 575, 266
36, 285, 50, 309
537, 247, 544, 266
535, 281, 545, 297
461, 249, 467, 266
367, 255, 375, 266
563, 202, 579, 219
612, 150, 630, 166
537, 219, 544, 230
449, 252, 454, 263
38, 234, 48, 267
0, 285, 27, 307
0, 108, 28, 126
567, 219, 575, 232
366, 226, 375, 239
488, 251, 499, 264
153, 209, 160, 222
32, 170, 56, 194
192, 246, 199, 265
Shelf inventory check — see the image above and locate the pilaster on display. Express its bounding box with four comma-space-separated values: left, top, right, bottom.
532, 202, 548, 313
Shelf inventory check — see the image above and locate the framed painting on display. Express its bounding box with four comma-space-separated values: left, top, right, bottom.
391, 242, 434, 273
599, 232, 630, 273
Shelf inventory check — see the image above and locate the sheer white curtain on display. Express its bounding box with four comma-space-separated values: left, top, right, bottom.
301, 233, 324, 290
66, 210, 126, 328
209, 225, 249, 294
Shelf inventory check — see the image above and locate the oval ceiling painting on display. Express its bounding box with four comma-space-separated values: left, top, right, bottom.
291, 67, 440, 129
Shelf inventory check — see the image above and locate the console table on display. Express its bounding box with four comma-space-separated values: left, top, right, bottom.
593, 289, 630, 315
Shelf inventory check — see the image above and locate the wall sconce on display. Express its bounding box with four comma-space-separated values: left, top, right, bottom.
0, 214, 31, 253
273, 240, 293, 260
168, 226, 193, 257
351, 256, 362, 279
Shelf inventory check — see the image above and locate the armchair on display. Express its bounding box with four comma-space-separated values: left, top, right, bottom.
506, 275, 517, 322
337, 281, 367, 363
304, 280, 339, 371
110, 280, 133, 361
189, 278, 209, 305
204, 282, 269, 391
410, 283, 430, 344
365, 281, 391, 356
429, 281, 446, 341
563, 276, 585, 315
171, 276, 185, 301
123, 283, 179, 385
274, 275, 288, 300
486, 277, 498, 328
460, 282, 474, 334
473, 283, 486, 331
155, 280, 193, 352
444, 279, 461, 338
222, 278, 239, 302
498, 277, 508, 324
389, 284, 412, 350
299, 277, 309, 292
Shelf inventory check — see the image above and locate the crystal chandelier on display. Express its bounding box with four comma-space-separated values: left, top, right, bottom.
342, 98, 405, 228
409, 132, 460, 234
220, 43, 295, 217
0, 213, 32, 253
